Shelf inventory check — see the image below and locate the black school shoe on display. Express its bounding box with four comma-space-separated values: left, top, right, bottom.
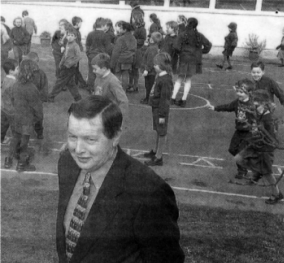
176, 99, 186, 107
235, 170, 248, 179
140, 98, 148, 105
216, 64, 223, 69
145, 157, 163, 166
144, 150, 156, 159
4, 157, 13, 169
249, 173, 263, 184
225, 66, 233, 70
265, 192, 284, 205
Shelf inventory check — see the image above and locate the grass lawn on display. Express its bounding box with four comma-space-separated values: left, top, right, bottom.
1, 44, 284, 262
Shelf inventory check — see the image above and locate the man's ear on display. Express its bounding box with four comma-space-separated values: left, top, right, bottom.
113, 128, 122, 147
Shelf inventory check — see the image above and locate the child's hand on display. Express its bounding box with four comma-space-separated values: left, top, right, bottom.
142, 70, 148, 77
61, 47, 65, 53
207, 105, 215, 110
159, 118, 165, 124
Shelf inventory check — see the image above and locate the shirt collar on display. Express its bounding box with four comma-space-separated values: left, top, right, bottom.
102, 70, 111, 78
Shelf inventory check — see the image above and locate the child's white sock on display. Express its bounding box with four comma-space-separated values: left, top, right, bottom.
172, 81, 181, 99
182, 80, 191, 101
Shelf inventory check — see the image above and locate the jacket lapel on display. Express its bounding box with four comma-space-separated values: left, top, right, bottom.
70, 146, 128, 263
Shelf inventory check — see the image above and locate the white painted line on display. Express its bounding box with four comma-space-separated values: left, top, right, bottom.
180, 162, 223, 169
1, 168, 57, 176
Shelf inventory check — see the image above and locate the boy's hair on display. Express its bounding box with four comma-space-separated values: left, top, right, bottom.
151, 32, 162, 43
154, 52, 172, 74
59, 18, 69, 25
104, 18, 113, 28
129, 0, 140, 8
18, 59, 39, 84
228, 22, 237, 31
91, 53, 110, 69
118, 22, 132, 32
66, 26, 77, 37
13, 17, 23, 27
1, 16, 5, 23
166, 21, 178, 34
251, 61, 265, 70
93, 17, 106, 29
115, 20, 124, 27
178, 15, 187, 25
2, 59, 18, 74
71, 16, 82, 26
25, 52, 39, 63
234, 78, 254, 94
22, 10, 29, 17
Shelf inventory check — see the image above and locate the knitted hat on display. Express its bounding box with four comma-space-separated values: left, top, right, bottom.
228, 22, 237, 31
187, 17, 198, 29
253, 90, 270, 103
235, 79, 254, 94
151, 32, 162, 43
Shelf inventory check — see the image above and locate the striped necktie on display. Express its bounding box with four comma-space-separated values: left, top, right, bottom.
66, 172, 91, 262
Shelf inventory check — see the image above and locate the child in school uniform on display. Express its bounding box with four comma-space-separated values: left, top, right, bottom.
216, 22, 238, 70
144, 52, 173, 166
4, 59, 43, 171
140, 32, 162, 104
111, 21, 137, 91
148, 13, 163, 38
86, 17, 112, 91
22, 10, 37, 54
207, 79, 255, 179
235, 90, 283, 204
10, 17, 30, 63
48, 27, 82, 102
1, 59, 18, 144
177, 15, 187, 35
251, 61, 284, 106
91, 53, 129, 124
276, 27, 284, 67
72, 16, 88, 89
172, 17, 212, 107
104, 18, 116, 44
51, 19, 70, 78
161, 21, 179, 74
127, 11, 146, 93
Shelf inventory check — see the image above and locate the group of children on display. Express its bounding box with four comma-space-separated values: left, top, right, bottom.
1, 6, 284, 204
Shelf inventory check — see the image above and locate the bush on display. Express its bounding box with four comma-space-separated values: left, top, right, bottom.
244, 34, 266, 54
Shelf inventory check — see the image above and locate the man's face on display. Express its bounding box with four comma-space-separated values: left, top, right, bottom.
15, 19, 22, 27
251, 67, 264, 81
92, 64, 107, 77
66, 32, 76, 43
67, 114, 120, 171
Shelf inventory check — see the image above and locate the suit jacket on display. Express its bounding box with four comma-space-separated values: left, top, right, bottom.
56, 146, 185, 263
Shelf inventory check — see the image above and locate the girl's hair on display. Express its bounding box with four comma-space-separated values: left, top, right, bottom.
59, 19, 69, 25
93, 17, 106, 30
18, 59, 39, 84
13, 17, 22, 27
166, 21, 178, 34
178, 15, 187, 25
150, 13, 161, 27
105, 18, 114, 33
183, 17, 201, 48
154, 52, 172, 74
132, 12, 145, 28
118, 21, 132, 32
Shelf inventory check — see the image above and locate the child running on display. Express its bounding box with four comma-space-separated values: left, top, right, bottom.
4, 59, 43, 171
48, 26, 82, 102
10, 17, 30, 63
110, 21, 137, 91
216, 22, 238, 71
172, 17, 212, 107
235, 90, 283, 204
1, 59, 18, 144
207, 79, 255, 179
140, 32, 162, 104
276, 27, 284, 67
251, 61, 284, 106
161, 21, 179, 74
144, 52, 173, 166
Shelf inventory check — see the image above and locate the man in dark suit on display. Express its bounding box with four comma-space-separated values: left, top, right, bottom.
56, 95, 185, 263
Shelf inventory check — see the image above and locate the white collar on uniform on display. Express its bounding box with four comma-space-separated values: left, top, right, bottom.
6, 75, 16, 80
158, 71, 167, 76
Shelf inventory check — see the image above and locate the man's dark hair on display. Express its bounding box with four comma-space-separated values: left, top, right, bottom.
22, 10, 29, 17
68, 95, 122, 139
71, 16, 82, 26
91, 53, 110, 69
2, 59, 18, 74
251, 61, 265, 70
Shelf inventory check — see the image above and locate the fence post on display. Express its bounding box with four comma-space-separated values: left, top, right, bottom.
209, 0, 216, 10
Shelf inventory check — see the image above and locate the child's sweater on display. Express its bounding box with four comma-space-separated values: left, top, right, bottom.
75, 28, 84, 52
86, 30, 112, 57
142, 43, 159, 75
214, 98, 255, 131
151, 73, 173, 117
1, 76, 16, 115
224, 31, 238, 50
110, 32, 137, 68
31, 69, 48, 102
59, 41, 81, 68
23, 16, 37, 35
254, 75, 284, 105
12, 81, 43, 134
10, 26, 30, 45
133, 26, 146, 49
161, 34, 178, 61
94, 72, 128, 118
51, 30, 67, 55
